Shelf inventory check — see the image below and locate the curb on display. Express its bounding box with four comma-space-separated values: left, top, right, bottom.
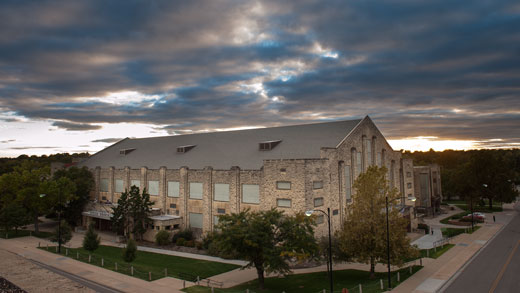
436, 206, 518, 292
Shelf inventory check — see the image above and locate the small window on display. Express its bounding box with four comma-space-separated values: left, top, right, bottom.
189, 182, 203, 199
189, 213, 203, 229
333, 209, 339, 215
280, 168, 286, 172
407, 194, 413, 199
433, 178, 437, 183
168, 181, 180, 198
217, 208, 226, 214
242, 184, 260, 204
115, 179, 124, 193
259, 140, 282, 151
100, 178, 109, 192
313, 181, 323, 189
170, 203, 176, 209
314, 197, 324, 207
214, 183, 230, 202
148, 180, 159, 196
130, 179, 140, 189
316, 215, 324, 224
177, 145, 196, 153
276, 181, 291, 190
119, 148, 135, 155
277, 199, 291, 208
173, 224, 180, 229
407, 183, 412, 189
101, 196, 107, 201
406, 172, 412, 178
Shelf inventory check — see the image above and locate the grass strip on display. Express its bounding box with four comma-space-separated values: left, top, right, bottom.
183, 266, 423, 293
39, 245, 240, 282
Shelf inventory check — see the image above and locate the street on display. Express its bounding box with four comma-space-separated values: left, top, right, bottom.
444, 203, 520, 293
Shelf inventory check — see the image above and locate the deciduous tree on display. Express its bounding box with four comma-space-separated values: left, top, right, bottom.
212, 209, 318, 289
336, 166, 419, 278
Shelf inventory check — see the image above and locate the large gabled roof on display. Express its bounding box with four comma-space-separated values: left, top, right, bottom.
79, 118, 363, 170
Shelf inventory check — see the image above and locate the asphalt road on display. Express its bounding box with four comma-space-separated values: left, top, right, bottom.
444, 204, 520, 293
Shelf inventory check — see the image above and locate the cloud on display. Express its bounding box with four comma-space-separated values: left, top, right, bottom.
52, 121, 102, 131
0, 0, 518, 150
91, 138, 124, 143
0, 139, 15, 143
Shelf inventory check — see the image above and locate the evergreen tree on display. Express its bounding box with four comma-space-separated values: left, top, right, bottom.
50, 220, 73, 245
123, 238, 137, 262
83, 224, 100, 252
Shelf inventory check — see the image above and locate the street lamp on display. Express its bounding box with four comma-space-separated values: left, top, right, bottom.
40, 191, 63, 254
386, 195, 416, 290
305, 208, 333, 293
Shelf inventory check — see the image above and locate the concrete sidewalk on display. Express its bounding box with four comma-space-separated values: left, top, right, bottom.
0, 237, 190, 293
393, 201, 518, 293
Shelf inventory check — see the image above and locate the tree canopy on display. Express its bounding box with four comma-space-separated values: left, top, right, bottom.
336, 166, 419, 278
211, 208, 318, 289
111, 186, 154, 240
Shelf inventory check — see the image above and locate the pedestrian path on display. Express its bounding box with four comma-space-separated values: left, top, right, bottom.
393, 201, 518, 293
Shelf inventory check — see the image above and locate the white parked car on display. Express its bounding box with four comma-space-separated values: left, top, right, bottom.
467, 212, 486, 218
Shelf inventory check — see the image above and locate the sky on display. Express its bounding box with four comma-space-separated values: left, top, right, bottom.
0, 0, 519, 157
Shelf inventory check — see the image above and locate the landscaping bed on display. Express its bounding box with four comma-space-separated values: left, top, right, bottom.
0, 229, 53, 239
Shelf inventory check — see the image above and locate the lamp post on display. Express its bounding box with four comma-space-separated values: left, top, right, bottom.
306, 208, 333, 293
40, 190, 63, 254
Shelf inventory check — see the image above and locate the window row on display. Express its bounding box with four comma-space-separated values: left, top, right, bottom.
100, 179, 261, 204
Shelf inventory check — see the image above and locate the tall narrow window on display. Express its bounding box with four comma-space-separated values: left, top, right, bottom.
189, 182, 203, 199
390, 160, 395, 188
345, 165, 351, 200
115, 179, 124, 193
100, 179, 109, 192
366, 139, 372, 167
148, 180, 159, 196
356, 152, 362, 177
167, 181, 179, 197
377, 152, 382, 167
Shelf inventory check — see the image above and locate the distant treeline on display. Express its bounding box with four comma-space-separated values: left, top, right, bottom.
0, 153, 90, 175
403, 149, 520, 203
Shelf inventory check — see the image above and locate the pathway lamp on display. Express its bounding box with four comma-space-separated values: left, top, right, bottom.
305, 208, 333, 293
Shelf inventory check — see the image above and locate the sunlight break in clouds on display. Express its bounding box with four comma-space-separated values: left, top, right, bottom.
388, 137, 478, 151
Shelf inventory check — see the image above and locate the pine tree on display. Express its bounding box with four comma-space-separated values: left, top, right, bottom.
123, 238, 137, 262
83, 224, 100, 252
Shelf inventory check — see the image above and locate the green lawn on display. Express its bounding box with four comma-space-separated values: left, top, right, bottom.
0, 229, 53, 239
40, 245, 240, 281
183, 266, 423, 293
420, 244, 455, 259
441, 226, 480, 238
454, 204, 502, 213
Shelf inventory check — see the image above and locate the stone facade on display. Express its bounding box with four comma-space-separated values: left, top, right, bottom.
86, 117, 419, 238
413, 164, 442, 216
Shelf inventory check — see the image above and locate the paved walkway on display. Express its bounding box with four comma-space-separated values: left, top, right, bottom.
393, 201, 518, 293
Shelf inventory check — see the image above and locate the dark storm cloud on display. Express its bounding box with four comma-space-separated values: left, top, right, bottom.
0, 0, 519, 148
52, 121, 102, 131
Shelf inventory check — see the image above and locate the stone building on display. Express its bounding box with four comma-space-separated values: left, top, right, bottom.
79, 116, 418, 239
413, 164, 443, 217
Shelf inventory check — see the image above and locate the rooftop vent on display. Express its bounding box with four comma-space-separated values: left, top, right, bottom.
177, 145, 196, 153
259, 140, 281, 151
119, 148, 135, 155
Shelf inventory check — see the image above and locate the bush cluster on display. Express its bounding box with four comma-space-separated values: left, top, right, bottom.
155, 230, 170, 246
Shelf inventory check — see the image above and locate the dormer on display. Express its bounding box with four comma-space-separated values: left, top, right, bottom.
259, 140, 281, 151
119, 148, 135, 155
177, 145, 196, 153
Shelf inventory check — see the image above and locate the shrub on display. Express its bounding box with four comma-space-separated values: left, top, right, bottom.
155, 230, 170, 246
176, 237, 186, 246
82, 224, 100, 252
195, 241, 203, 250
172, 229, 193, 243
123, 239, 137, 262
185, 240, 195, 247
202, 232, 215, 249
